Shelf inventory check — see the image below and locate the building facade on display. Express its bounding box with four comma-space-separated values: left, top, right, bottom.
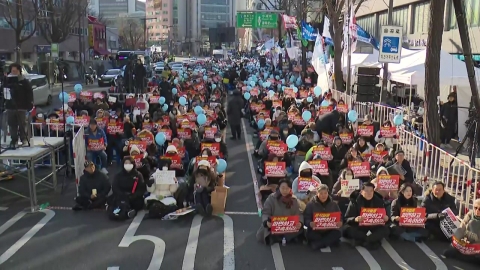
356, 0, 480, 55
145, 0, 174, 49
87, 16, 109, 57
89, 0, 146, 19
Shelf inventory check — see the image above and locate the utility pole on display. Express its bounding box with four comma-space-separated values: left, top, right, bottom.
346, 0, 352, 95
78, 2, 85, 80
300, 0, 307, 81
380, 0, 394, 103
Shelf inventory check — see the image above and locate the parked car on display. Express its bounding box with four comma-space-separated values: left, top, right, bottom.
98, 69, 122, 87
26, 74, 52, 106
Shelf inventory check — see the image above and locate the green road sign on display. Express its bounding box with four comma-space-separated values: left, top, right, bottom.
237, 12, 278, 29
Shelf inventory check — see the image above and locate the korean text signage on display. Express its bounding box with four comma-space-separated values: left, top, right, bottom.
379, 25, 402, 64
237, 12, 278, 29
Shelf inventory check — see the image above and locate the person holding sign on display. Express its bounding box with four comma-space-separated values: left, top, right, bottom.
73, 161, 111, 211
292, 161, 322, 206
189, 160, 217, 216
443, 199, 480, 264
385, 150, 414, 184
256, 179, 303, 245
390, 183, 429, 242
344, 182, 390, 250
303, 184, 342, 250
85, 119, 109, 175
422, 181, 458, 242
374, 120, 398, 150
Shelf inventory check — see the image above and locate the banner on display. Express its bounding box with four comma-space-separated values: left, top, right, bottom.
282, 15, 297, 29
73, 128, 86, 196
440, 207, 461, 238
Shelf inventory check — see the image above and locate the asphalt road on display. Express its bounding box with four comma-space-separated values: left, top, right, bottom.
0, 99, 478, 270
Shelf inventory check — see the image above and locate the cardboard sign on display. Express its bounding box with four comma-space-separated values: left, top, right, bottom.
357, 125, 374, 137
440, 207, 461, 238
152, 170, 176, 185
348, 161, 370, 177
312, 145, 332, 160
107, 122, 124, 134
399, 207, 426, 227
204, 127, 218, 139
88, 137, 105, 151
297, 177, 319, 192
376, 175, 400, 191
266, 141, 287, 157
211, 186, 228, 215
129, 140, 147, 153
380, 126, 397, 138
308, 160, 329, 175
271, 216, 299, 234
264, 161, 286, 177
201, 142, 220, 157
313, 212, 341, 230
452, 236, 480, 255
177, 128, 192, 139
359, 208, 386, 226
341, 179, 360, 197
371, 150, 388, 163
339, 133, 354, 144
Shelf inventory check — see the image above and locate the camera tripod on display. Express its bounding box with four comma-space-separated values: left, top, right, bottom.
449, 117, 479, 168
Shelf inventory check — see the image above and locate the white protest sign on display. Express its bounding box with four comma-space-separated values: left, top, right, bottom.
152, 169, 176, 185
341, 179, 360, 198
440, 207, 460, 238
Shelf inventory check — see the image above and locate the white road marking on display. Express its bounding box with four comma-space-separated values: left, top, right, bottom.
107, 267, 119, 270
271, 243, 286, 270
332, 268, 345, 270
114, 211, 165, 270
320, 247, 332, 252
415, 242, 448, 270
222, 215, 235, 270
0, 207, 8, 211
182, 215, 203, 270
340, 238, 381, 270
381, 239, 415, 270
224, 211, 258, 216
241, 119, 263, 212
0, 210, 55, 265
0, 211, 27, 236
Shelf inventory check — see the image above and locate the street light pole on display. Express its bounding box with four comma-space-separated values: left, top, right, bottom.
380, 0, 394, 103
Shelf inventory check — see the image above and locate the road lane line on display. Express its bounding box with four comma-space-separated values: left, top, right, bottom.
270, 244, 286, 270
182, 215, 203, 270
0, 211, 27, 236
241, 119, 263, 213
222, 215, 235, 270
116, 211, 165, 270
340, 238, 381, 270
320, 247, 332, 252
415, 242, 448, 270
381, 239, 415, 270
0, 207, 7, 211
224, 211, 258, 215
0, 209, 55, 265
107, 267, 119, 270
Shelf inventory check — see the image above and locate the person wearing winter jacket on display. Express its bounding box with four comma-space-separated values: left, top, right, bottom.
73, 161, 111, 210
371, 166, 398, 201
374, 120, 398, 150
111, 156, 146, 214
190, 160, 218, 216
292, 161, 322, 206
355, 137, 374, 157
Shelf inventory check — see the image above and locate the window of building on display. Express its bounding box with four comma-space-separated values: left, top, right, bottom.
392, 6, 409, 34
413, 1, 430, 34
450, 0, 480, 28
163, 11, 168, 14
22, 52, 31, 60
163, 18, 168, 22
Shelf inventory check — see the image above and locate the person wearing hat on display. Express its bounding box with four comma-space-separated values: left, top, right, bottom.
72, 161, 111, 211
188, 160, 218, 216
385, 150, 414, 184
257, 129, 280, 159
85, 118, 109, 174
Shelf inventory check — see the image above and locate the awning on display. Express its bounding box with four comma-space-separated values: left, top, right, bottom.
94, 48, 110, 55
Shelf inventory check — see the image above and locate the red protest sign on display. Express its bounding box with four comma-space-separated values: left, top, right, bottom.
161, 155, 182, 169
360, 208, 387, 226
399, 207, 426, 227
74, 115, 90, 126
452, 236, 480, 255
337, 104, 348, 113
107, 122, 124, 135
271, 216, 299, 234
158, 129, 172, 141
371, 150, 388, 163
195, 156, 217, 167
204, 127, 218, 139
357, 125, 374, 137
321, 133, 334, 145
131, 154, 143, 168
266, 141, 287, 157
177, 128, 192, 139
377, 175, 400, 191
297, 177, 319, 192
380, 126, 397, 138
313, 212, 341, 230
137, 131, 154, 145
129, 140, 147, 153
339, 133, 354, 144
201, 142, 220, 156
308, 160, 329, 175
348, 161, 370, 177
264, 161, 286, 177
312, 145, 332, 160
88, 137, 105, 151
318, 106, 333, 115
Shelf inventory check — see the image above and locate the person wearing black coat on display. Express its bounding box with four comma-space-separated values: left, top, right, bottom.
227, 90, 244, 140
343, 182, 390, 250
133, 59, 147, 93
440, 92, 458, 145
111, 156, 146, 213
73, 161, 111, 210
315, 110, 340, 136
385, 150, 414, 184
421, 181, 458, 241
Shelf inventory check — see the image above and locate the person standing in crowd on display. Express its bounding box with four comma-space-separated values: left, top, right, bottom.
85, 119, 109, 174
73, 161, 111, 211
134, 59, 147, 94
160, 77, 172, 107
440, 92, 458, 148
5, 63, 34, 148
227, 90, 244, 140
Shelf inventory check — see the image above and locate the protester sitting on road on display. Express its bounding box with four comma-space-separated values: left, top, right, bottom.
292, 161, 322, 206
385, 150, 414, 184
339, 145, 363, 171
257, 179, 303, 245
304, 184, 342, 250
190, 160, 217, 216
375, 120, 398, 150
371, 166, 398, 201
85, 118, 109, 174
358, 115, 377, 146
344, 182, 390, 250
73, 161, 111, 211
422, 181, 458, 241
390, 183, 429, 242
443, 199, 480, 264
355, 137, 374, 156
258, 129, 280, 159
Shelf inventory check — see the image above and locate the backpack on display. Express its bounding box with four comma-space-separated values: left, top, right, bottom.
107, 176, 139, 221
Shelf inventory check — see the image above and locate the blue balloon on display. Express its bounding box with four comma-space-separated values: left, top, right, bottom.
281, 79, 285, 84
197, 113, 207, 125
265, 81, 271, 87
307, 97, 313, 103
257, 119, 265, 129
249, 81, 255, 87
216, 159, 228, 173
394, 114, 404, 126
155, 132, 166, 145
74, 84, 82, 93
179, 96, 187, 106
174, 79, 179, 84
246, 86, 252, 91
314, 86, 322, 97
203, 75, 207, 80
292, 86, 298, 93
59, 92, 69, 103
212, 84, 217, 89
321, 100, 330, 107
268, 90, 275, 97
275, 75, 280, 80
244, 92, 251, 100
194, 105, 203, 115
159, 96, 166, 105
172, 88, 178, 95
347, 110, 358, 122
66, 116, 75, 125
277, 84, 281, 89
302, 110, 312, 122
286, 135, 299, 148
162, 104, 168, 112
281, 86, 286, 91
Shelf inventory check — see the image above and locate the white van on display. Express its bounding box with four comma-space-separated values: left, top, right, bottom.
25, 74, 52, 106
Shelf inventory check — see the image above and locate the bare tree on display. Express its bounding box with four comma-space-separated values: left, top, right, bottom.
325, 0, 366, 91
423, 0, 445, 146
37, 0, 88, 44
2, 0, 40, 61
118, 18, 145, 50
87, 7, 109, 26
